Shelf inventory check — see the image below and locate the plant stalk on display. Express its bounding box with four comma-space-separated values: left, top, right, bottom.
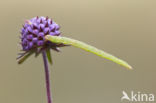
42, 51, 52, 103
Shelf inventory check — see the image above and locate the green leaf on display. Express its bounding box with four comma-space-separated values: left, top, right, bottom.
18, 51, 34, 64
46, 49, 53, 65
45, 35, 132, 69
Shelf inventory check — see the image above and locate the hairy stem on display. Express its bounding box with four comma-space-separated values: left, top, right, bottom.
42, 51, 52, 103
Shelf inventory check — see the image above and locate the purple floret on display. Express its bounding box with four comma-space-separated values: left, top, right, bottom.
20, 16, 61, 51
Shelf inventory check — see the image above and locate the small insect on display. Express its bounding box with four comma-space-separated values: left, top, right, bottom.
45, 35, 132, 69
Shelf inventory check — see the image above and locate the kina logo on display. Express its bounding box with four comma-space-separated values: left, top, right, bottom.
121, 91, 155, 102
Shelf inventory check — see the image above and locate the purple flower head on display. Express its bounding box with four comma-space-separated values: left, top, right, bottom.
20, 16, 61, 51
18, 16, 68, 62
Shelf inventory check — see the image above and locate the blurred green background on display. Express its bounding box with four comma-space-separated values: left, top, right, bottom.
0, 0, 156, 103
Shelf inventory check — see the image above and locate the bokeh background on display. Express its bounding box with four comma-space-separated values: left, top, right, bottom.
0, 0, 156, 103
